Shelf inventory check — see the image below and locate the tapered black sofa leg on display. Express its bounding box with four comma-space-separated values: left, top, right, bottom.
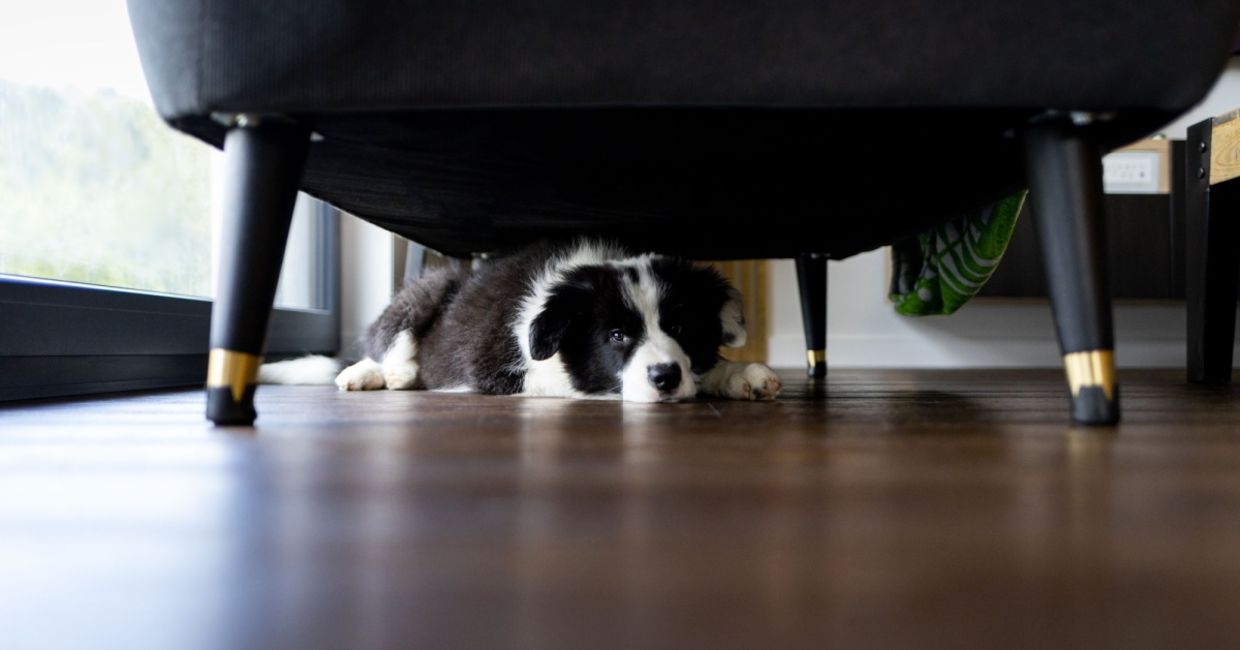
1023, 120, 1119, 425
796, 253, 828, 378
1186, 118, 1240, 384
206, 117, 310, 426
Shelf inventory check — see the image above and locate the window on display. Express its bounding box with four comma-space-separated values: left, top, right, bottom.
0, 2, 339, 401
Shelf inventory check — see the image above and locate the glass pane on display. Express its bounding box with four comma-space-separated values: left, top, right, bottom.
0, 2, 327, 310
0, 2, 211, 296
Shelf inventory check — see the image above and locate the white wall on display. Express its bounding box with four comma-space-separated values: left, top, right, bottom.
767, 61, 1240, 369
338, 215, 395, 357
767, 251, 1192, 368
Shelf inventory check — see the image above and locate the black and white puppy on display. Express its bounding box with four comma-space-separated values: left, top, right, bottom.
261, 241, 781, 402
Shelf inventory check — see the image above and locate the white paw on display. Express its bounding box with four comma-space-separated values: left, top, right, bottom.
724, 363, 782, 401
382, 361, 419, 390
335, 359, 385, 391
380, 331, 419, 390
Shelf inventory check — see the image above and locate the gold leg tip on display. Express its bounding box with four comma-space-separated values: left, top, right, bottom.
207, 348, 262, 402
1063, 350, 1115, 400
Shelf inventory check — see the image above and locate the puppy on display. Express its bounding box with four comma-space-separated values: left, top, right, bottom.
261, 240, 781, 402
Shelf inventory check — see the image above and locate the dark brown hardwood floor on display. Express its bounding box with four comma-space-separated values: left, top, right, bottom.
2, 369, 1239, 649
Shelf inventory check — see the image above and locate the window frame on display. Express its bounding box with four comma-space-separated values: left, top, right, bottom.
0, 201, 340, 402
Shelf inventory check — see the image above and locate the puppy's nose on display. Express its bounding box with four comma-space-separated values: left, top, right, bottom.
647, 363, 682, 393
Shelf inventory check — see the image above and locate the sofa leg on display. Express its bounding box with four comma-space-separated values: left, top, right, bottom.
206, 118, 310, 425
796, 253, 828, 379
1023, 120, 1119, 425
1186, 118, 1240, 384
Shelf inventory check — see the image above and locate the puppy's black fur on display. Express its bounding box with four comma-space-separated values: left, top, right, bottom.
363, 241, 737, 396
649, 257, 736, 374
530, 264, 645, 394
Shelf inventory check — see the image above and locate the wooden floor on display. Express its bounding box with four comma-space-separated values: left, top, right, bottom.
2, 369, 1240, 649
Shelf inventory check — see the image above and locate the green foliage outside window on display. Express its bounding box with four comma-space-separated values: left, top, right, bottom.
0, 80, 211, 296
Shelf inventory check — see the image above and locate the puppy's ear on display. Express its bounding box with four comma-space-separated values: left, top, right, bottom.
529, 306, 572, 360
529, 280, 593, 361
720, 286, 747, 348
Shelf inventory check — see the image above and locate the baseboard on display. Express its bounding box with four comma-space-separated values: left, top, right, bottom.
766, 334, 1224, 368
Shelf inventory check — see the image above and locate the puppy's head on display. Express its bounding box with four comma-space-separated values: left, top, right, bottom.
527, 257, 745, 402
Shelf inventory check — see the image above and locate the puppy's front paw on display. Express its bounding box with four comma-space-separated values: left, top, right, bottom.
724, 363, 782, 401
335, 359, 385, 391
382, 361, 419, 390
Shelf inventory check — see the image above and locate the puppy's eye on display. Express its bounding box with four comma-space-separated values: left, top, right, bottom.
668, 323, 683, 336
608, 329, 627, 343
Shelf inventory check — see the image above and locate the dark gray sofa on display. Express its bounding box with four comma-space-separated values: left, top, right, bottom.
126, 0, 1240, 425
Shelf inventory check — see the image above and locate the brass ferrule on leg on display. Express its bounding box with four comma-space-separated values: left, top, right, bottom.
1063, 350, 1115, 400
807, 349, 826, 367
207, 349, 262, 402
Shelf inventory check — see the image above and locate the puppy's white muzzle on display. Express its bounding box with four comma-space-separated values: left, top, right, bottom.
620, 339, 696, 403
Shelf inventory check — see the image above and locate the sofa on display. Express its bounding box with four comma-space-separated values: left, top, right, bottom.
126, 0, 1240, 425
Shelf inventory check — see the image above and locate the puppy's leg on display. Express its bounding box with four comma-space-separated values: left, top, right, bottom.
380, 330, 419, 390
336, 358, 385, 391
360, 267, 466, 391
699, 362, 782, 401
